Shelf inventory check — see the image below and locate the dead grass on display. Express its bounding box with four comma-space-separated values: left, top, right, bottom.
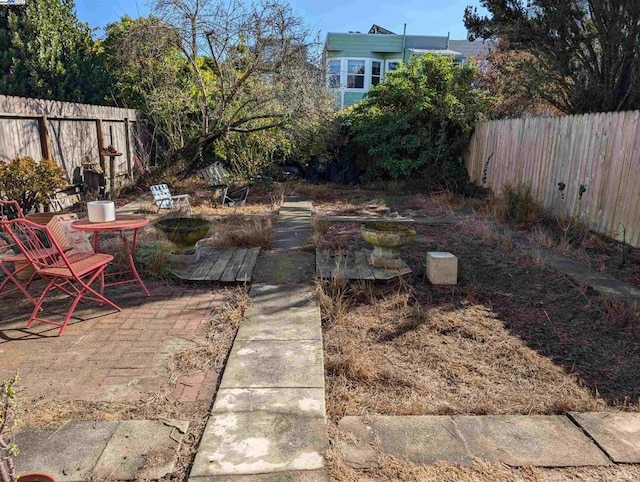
168, 287, 249, 376
195, 213, 276, 249
327, 449, 640, 482
290, 181, 338, 202
321, 278, 606, 420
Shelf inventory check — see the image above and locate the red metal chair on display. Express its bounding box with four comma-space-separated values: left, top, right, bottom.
0, 200, 39, 306
1, 218, 122, 335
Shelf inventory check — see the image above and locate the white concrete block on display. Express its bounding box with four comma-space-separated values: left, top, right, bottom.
426, 252, 458, 285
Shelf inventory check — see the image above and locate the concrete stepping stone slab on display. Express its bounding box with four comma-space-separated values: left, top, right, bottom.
251, 252, 316, 286
570, 412, 640, 463
92, 419, 188, 480
14, 421, 119, 481
220, 340, 324, 389
272, 231, 312, 250
337, 416, 473, 469
190, 469, 329, 481
212, 388, 325, 417
238, 303, 322, 341
190, 412, 326, 477
249, 284, 317, 307
454, 415, 611, 467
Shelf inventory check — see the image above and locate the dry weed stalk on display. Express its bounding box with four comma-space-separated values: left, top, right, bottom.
601, 299, 640, 333
311, 218, 331, 247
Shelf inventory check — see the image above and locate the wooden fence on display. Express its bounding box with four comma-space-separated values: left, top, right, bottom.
0, 94, 148, 197
464, 110, 640, 247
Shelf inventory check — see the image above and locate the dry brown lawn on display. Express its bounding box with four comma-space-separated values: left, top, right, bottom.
314, 189, 640, 421
313, 184, 640, 480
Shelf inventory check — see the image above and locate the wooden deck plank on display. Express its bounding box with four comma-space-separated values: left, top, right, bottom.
343, 253, 360, 279
236, 247, 260, 283
372, 262, 412, 280
354, 250, 376, 280
221, 249, 249, 283
180, 248, 223, 281
316, 249, 411, 281
207, 249, 236, 281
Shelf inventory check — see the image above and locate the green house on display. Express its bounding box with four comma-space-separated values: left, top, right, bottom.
324, 24, 473, 108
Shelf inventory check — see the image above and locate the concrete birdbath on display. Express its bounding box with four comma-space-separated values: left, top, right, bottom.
361, 221, 416, 268
155, 216, 212, 263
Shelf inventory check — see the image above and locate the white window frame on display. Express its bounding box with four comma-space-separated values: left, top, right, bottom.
327, 59, 341, 88
385, 58, 402, 76
371, 60, 382, 87
345, 59, 367, 90
326, 57, 388, 92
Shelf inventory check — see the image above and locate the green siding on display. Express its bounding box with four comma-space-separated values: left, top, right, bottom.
326, 33, 403, 57
343, 91, 365, 107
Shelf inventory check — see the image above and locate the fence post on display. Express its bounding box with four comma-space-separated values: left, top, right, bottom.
124, 117, 132, 177
37, 116, 52, 160
96, 119, 106, 172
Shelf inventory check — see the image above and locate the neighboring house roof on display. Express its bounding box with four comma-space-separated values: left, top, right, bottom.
447, 39, 491, 60
368, 24, 396, 35
408, 48, 464, 61
405, 35, 448, 50
324, 32, 450, 53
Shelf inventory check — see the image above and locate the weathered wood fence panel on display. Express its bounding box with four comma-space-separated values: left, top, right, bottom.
0, 95, 147, 195
465, 110, 640, 247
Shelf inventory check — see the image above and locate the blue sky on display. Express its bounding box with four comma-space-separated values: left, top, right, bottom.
74, 0, 486, 40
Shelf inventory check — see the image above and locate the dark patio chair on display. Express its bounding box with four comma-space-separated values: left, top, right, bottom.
198, 162, 250, 206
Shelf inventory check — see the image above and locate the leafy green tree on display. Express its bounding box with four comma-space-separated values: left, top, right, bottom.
103, 16, 199, 150
344, 54, 490, 189
0, 0, 108, 103
464, 0, 640, 114
110, 0, 333, 172
475, 40, 561, 119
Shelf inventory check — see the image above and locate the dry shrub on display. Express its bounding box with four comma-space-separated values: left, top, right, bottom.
291, 181, 336, 202
401, 192, 456, 216
553, 212, 591, 247
457, 218, 499, 245
528, 225, 555, 248
493, 183, 544, 226
317, 276, 352, 325
601, 299, 640, 333
498, 233, 514, 252
270, 182, 286, 208
311, 218, 331, 247
208, 214, 276, 249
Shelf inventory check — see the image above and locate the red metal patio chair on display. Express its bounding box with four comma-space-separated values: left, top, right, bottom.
0, 200, 39, 306
1, 218, 122, 335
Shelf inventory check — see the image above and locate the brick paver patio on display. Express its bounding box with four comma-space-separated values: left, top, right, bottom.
0, 281, 227, 405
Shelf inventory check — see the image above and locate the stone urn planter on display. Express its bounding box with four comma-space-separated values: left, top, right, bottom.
361, 221, 416, 268
155, 217, 213, 263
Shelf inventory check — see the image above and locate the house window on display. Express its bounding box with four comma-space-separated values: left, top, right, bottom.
386, 60, 401, 74
347, 60, 365, 89
371, 61, 381, 86
328, 60, 341, 87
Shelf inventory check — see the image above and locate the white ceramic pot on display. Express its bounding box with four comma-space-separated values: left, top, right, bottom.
87, 201, 115, 222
